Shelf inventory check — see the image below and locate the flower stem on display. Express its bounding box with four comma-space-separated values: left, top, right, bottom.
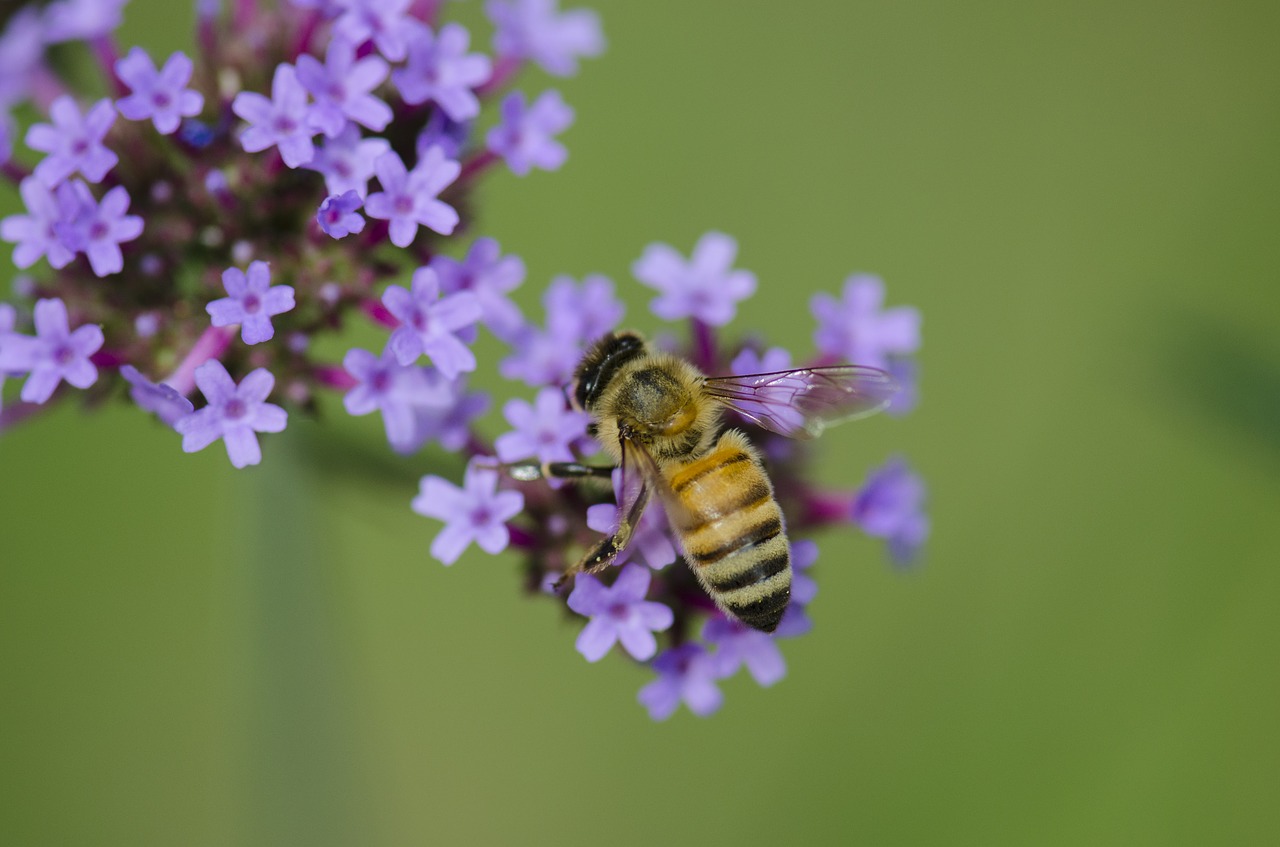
692, 319, 716, 372
165, 325, 235, 395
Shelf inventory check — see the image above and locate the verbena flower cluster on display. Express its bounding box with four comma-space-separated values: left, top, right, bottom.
0, 0, 928, 720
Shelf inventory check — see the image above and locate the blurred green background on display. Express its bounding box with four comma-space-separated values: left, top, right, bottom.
3, 0, 1279, 844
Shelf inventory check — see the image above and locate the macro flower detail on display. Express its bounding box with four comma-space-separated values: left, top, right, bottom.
637, 643, 727, 720
206, 261, 296, 345
294, 37, 392, 137
306, 123, 390, 198
487, 89, 573, 176
0, 297, 102, 404
704, 615, 787, 686
488, 0, 605, 77
54, 181, 145, 277
413, 461, 525, 565
1, 178, 79, 270
431, 237, 526, 342
114, 48, 205, 135
41, 0, 128, 43
121, 365, 195, 426
811, 274, 921, 369
333, 0, 414, 62
494, 386, 591, 465
174, 360, 288, 469
633, 231, 757, 327
567, 564, 674, 662
317, 191, 366, 239
500, 273, 624, 387
364, 147, 461, 246
232, 63, 316, 168
26, 96, 119, 186
342, 344, 453, 453
382, 266, 482, 377
393, 22, 492, 121
852, 457, 930, 565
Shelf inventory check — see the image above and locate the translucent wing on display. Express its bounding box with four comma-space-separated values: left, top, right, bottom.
703, 364, 898, 440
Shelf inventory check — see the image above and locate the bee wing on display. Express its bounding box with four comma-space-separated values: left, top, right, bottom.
703, 364, 898, 440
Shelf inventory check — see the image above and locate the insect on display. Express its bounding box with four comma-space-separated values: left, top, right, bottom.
508, 331, 897, 633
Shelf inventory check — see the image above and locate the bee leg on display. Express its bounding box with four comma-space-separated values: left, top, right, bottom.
495, 460, 616, 483
552, 521, 634, 590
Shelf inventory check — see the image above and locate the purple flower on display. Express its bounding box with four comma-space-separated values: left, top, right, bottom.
232, 63, 316, 168
364, 147, 461, 246
333, 0, 414, 62
206, 261, 296, 345
0, 298, 102, 404
0, 8, 45, 111
342, 343, 453, 453
0, 302, 16, 409
633, 232, 757, 327
812, 274, 921, 370
852, 457, 929, 565
393, 22, 491, 121
494, 386, 590, 465
295, 37, 392, 137
412, 379, 491, 452
1, 177, 79, 270
317, 190, 365, 239
382, 266, 482, 377
704, 616, 786, 686
412, 460, 525, 565
54, 181, 144, 277
114, 48, 205, 135
174, 361, 288, 468
727, 345, 807, 434
567, 564, 673, 662
487, 0, 604, 77
26, 96, 119, 186
431, 237, 526, 341
486, 90, 573, 176
500, 273, 623, 386
306, 123, 390, 197
545, 273, 624, 341
120, 364, 195, 426
415, 109, 470, 162
637, 643, 726, 720
41, 0, 128, 43
586, 470, 678, 570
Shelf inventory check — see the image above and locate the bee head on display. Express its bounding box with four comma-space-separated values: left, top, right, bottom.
571, 331, 647, 412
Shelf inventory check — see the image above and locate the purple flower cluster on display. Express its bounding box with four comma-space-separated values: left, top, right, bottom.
0, 0, 926, 721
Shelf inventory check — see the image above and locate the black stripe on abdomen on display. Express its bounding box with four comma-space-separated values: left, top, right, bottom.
707, 549, 789, 592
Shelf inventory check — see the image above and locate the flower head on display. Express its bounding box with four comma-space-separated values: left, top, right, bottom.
494, 386, 591, 465
637, 643, 727, 720
295, 37, 392, 137
812, 274, 920, 369
487, 0, 605, 77
54, 181, 144, 277
413, 460, 525, 565
232, 63, 316, 168
333, 0, 414, 62
382, 266, 482, 377
317, 191, 366, 239
41, 0, 128, 43
342, 344, 454, 453
633, 231, 757, 326
306, 123, 390, 198
115, 48, 205, 135
487, 90, 573, 176
567, 564, 674, 662
0, 297, 102, 404
174, 360, 288, 468
393, 22, 492, 121
364, 147, 461, 246
1, 177, 80, 270
206, 261, 296, 345
26, 96, 119, 187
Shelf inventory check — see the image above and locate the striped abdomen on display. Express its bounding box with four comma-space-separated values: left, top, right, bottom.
667, 432, 791, 632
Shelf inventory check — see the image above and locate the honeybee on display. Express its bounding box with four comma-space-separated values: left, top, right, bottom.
510, 331, 897, 633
